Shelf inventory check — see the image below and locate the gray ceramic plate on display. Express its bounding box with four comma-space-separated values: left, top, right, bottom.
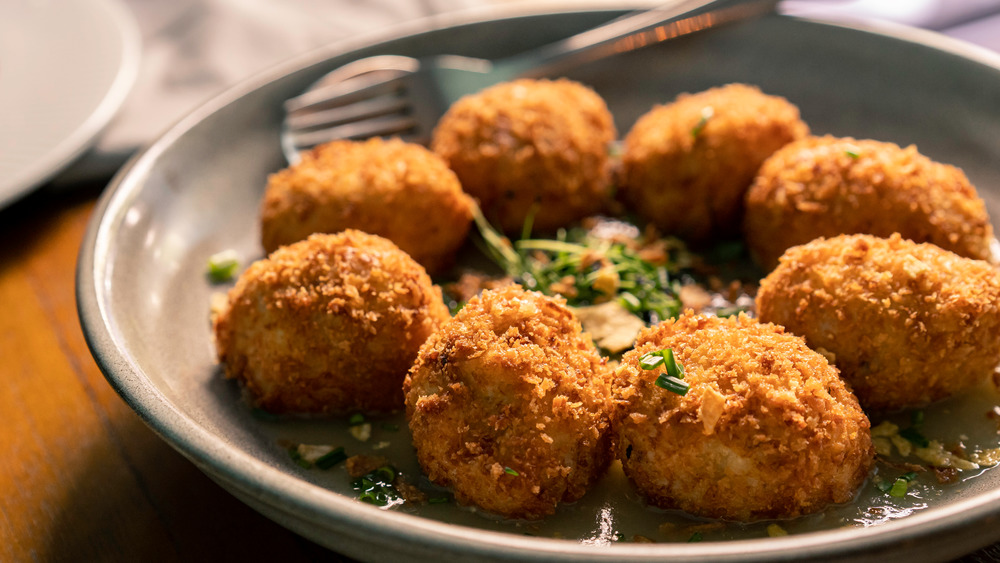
78, 4, 1000, 561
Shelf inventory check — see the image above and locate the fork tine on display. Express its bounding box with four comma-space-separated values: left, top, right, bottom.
286, 96, 410, 130
285, 73, 409, 114
289, 115, 418, 149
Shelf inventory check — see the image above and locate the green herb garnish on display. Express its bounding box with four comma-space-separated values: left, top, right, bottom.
206, 249, 241, 283
888, 478, 909, 498
314, 447, 347, 470
352, 465, 401, 506
288, 446, 312, 469
688, 532, 703, 542
639, 348, 689, 396
504, 466, 520, 476
845, 146, 861, 159
691, 106, 714, 139
348, 413, 366, 426
473, 205, 692, 325
880, 471, 918, 498
900, 411, 929, 447
428, 496, 450, 504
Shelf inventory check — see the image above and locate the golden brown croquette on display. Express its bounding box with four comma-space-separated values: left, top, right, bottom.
756, 233, 1000, 411
404, 285, 615, 519
613, 312, 873, 521
260, 137, 475, 273
430, 78, 616, 233
214, 231, 450, 414
621, 84, 808, 242
744, 136, 994, 271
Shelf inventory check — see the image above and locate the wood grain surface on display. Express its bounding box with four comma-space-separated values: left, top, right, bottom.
0, 185, 348, 562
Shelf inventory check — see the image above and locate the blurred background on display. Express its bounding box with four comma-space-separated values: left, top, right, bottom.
3, 1, 1000, 562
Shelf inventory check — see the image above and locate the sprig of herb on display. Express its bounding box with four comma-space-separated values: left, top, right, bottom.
639, 348, 689, 396
504, 466, 520, 476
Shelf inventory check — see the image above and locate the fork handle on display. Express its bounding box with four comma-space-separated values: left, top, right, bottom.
498, 0, 780, 79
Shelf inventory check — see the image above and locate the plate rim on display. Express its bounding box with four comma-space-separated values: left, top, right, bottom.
77, 4, 1000, 561
0, 0, 141, 209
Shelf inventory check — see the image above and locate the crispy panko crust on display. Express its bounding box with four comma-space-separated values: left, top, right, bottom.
756, 233, 1000, 411
260, 137, 474, 273
744, 136, 994, 271
612, 312, 873, 522
404, 285, 615, 519
430, 78, 616, 233
214, 231, 450, 414
621, 84, 808, 242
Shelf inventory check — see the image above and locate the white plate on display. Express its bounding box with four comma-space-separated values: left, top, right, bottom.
0, 0, 140, 208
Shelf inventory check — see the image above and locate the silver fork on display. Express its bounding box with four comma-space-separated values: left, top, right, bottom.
281, 0, 779, 162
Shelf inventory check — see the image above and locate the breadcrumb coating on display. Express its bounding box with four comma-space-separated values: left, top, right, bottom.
756, 233, 1000, 411
613, 312, 873, 521
214, 231, 450, 414
431, 78, 616, 233
404, 285, 615, 519
260, 137, 474, 273
744, 136, 994, 270
621, 84, 808, 242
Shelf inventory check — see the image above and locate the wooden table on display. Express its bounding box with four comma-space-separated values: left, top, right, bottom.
0, 182, 349, 562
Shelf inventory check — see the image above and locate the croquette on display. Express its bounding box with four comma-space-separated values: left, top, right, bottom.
430, 78, 616, 233
404, 285, 615, 519
613, 312, 873, 521
744, 136, 994, 270
756, 233, 1000, 411
214, 231, 450, 414
260, 137, 475, 273
621, 84, 808, 242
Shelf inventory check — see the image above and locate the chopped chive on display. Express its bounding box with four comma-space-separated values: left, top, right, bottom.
875, 480, 893, 493
348, 413, 366, 426
504, 467, 520, 476
428, 496, 450, 504
206, 250, 241, 283
845, 148, 861, 159
639, 352, 666, 370
911, 410, 925, 427
900, 471, 918, 482
888, 478, 909, 498
691, 106, 714, 139
655, 374, 690, 396
687, 532, 703, 542
899, 426, 929, 448
381, 422, 400, 432
288, 447, 312, 469
661, 349, 685, 379
314, 447, 347, 470
640, 349, 688, 395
